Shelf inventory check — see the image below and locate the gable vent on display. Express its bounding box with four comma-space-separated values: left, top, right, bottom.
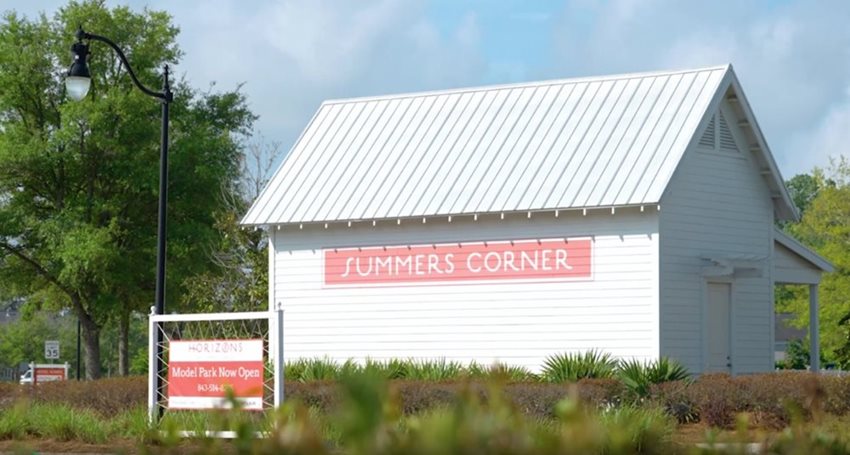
698, 114, 716, 148
718, 111, 738, 152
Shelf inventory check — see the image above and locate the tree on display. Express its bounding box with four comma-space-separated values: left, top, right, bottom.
778, 158, 850, 366
181, 138, 278, 312
0, 308, 78, 375
0, 1, 254, 378
786, 173, 823, 216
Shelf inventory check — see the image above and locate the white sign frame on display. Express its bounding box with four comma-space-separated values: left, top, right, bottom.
147, 306, 284, 429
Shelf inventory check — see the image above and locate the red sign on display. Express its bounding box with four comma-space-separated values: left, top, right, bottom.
324, 238, 592, 285
168, 339, 264, 410
34, 367, 66, 383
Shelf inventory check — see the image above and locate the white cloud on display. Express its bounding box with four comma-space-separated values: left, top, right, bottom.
147, 0, 485, 168
7, 0, 848, 178
789, 90, 850, 174
261, 0, 408, 85
9, 0, 485, 167
547, 0, 850, 176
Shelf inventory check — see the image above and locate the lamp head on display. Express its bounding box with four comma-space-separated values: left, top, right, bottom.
65, 40, 91, 101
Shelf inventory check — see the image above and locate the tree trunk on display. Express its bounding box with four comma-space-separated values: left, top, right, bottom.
118, 309, 130, 376
71, 294, 101, 380
80, 315, 102, 380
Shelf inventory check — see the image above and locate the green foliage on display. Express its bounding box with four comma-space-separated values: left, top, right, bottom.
296, 376, 677, 455
780, 160, 850, 367
299, 358, 341, 382
403, 358, 465, 381
0, 402, 27, 440
540, 350, 618, 382
4, 371, 850, 453
180, 139, 278, 313
0, 2, 255, 378
283, 358, 535, 383
467, 361, 537, 382
618, 357, 691, 399
0, 401, 151, 443
0, 309, 77, 372
597, 405, 675, 452
777, 339, 811, 370
786, 172, 824, 217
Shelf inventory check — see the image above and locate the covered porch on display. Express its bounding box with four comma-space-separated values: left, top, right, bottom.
773, 228, 835, 371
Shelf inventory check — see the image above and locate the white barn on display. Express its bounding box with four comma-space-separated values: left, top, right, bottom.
243, 65, 833, 375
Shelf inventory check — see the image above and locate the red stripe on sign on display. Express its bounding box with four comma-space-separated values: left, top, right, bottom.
324, 238, 592, 285
168, 361, 264, 399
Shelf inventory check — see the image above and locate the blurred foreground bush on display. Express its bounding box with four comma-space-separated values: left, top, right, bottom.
3, 371, 850, 453
2, 370, 850, 429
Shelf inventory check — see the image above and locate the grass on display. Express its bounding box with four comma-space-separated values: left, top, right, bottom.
0, 401, 149, 443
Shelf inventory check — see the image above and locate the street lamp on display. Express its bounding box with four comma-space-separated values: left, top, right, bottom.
65, 26, 171, 391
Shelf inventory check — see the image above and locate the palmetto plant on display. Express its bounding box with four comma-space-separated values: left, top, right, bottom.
540, 350, 618, 382
467, 361, 537, 382
617, 357, 691, 398
293, 358, 341, 382
404, 358, 465, 381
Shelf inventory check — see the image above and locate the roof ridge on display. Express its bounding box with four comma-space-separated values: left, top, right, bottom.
323, 64, 731, 105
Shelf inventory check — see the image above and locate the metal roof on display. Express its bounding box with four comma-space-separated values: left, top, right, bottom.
243, 65, 732, 226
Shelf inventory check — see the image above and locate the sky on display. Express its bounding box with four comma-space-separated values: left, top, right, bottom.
6, 0, 850, 179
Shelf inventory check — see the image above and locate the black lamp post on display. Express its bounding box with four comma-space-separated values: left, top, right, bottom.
65, 27, 171, 391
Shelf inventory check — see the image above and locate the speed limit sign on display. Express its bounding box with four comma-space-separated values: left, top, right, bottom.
44, 340, 60, 360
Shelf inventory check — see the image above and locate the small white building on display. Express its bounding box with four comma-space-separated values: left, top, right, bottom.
243, 65, 833, 375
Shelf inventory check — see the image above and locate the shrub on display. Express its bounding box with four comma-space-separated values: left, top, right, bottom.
648, 372, 850, 429
298, 375, 678, 455
403, 358, 464, 381
363, 358, 407, 380
598, 405, 675, 452
576, 378, 627, 408
0, 383, 19, 411
26, 376, 147, 417
501, 383, 569, 419
540, 350, 617, 382
466, 361, 537, 382
286, 381, 340, 412
299, 358, 342, 382
680, 374, 749, 428
821, 374, 850, 415
648, 381, 699, 424
284, 359, 308, 381
618, 357, 691, 399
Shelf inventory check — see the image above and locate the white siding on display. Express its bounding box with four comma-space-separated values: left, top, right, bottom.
774, 242, 822, 284
273, 210, 659, 371
659, 100, 774, 374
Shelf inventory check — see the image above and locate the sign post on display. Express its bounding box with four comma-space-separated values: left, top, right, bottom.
44, 340, 60, 361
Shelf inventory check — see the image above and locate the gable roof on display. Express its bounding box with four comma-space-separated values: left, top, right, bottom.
720, 71, 798, 221
774, 228, 834, 273
242, 64, 794, 226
